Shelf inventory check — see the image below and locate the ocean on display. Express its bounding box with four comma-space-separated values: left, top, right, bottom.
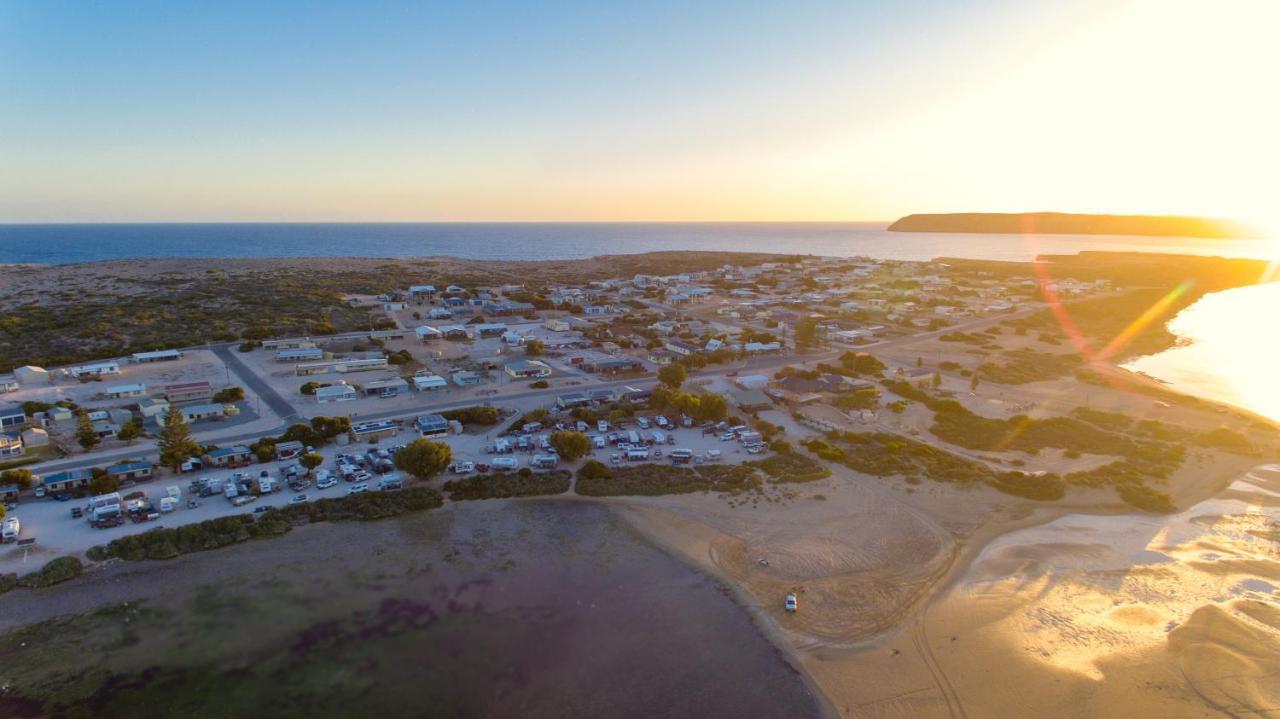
2, 222, 1277, 265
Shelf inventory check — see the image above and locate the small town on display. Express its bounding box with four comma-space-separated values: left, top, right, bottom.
0, 254, 1109, 564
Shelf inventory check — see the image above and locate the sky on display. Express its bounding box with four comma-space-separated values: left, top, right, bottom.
1, 0, 1277, 225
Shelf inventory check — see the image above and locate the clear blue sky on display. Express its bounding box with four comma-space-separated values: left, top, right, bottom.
2, 0, 1276, 224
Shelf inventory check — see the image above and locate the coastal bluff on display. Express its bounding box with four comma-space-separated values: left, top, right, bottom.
888, 212, 1255, 239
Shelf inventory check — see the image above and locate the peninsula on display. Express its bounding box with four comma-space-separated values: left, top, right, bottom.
888, 211, 1257, 238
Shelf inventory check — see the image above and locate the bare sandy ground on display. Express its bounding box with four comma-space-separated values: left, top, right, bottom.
611, 435, 1276, 717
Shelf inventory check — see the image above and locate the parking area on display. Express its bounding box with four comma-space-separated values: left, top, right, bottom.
0, 411, 771, 572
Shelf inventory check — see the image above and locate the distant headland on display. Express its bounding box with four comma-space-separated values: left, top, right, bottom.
888, 212, 1258, 239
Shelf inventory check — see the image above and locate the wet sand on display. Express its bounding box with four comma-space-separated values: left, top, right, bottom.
0, 500, 822, 719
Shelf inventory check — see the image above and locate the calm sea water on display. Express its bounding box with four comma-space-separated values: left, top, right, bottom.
1125, 281, 1280, 423
2, 222, 1277, 264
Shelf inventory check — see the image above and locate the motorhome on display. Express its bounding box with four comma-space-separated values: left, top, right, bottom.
491, 457, 519, 471
651, 430, 666, 445
627, 430, 641, 445
671, 449, 694, 464
1, 516, 19, 542
636, 417, 651, 429
626, 448, 650, 462
531, 454, 558, 469
379, 474, 403, 491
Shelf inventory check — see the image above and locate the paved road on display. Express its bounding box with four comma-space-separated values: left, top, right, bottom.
211, 344, 300, 424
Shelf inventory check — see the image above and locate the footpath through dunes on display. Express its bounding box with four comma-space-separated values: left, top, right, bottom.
817, 462, 1280, 719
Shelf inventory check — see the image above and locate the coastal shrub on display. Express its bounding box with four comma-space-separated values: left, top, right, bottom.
87, 487, 444, 562
16, 556, 84, 589
575, 463, 761, 497
1115, 483, 1176, 513
987, 472, 1066, 501
443, 470, 571, 501
442, 406, 501, 426
975, 348, 1083, 385
750, 451, 830, 484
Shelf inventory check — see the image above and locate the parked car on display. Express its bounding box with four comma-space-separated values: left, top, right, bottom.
289, 493, 309, 505
316, 474, 338, 490
348, 483, 369, 495
785, 593, 798, 612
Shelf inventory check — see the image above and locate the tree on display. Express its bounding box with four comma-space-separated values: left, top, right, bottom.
549, 431, 591, 461
89, 472, 119, 496
213, 387, 245, 403
395, 438, 452, 479
525, 339, 545, 356
578, 460, 610, 481
117, 420, 144, 443
158, 407, 200, 473
300, 452, 324, 475
0, 468, 36, 490
254, 444, 276, 464
75, 411, 99, 451
794, 318, 820, 350
658, 363, 687, 390
931, 371, 943, 389
693, 392, 728, 422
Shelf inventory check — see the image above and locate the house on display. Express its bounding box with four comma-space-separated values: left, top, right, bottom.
0, 376, 17, 393
13, 365, 50, 386
105, 383, 147, 399
0, 431, 22, 459
555, 393, 592, 409
20, 426, 49, 447
67, 361, 120, 378
704, 338, 725, 352
647, 349, 676, 365
428, 307, 455, 320
744, 341, 782, 354
275, 441, 306, 460
276, 347, 325, 362
664, 340, 700, 357
734, 374, 770, 390
159, 403, 228, 424
449, 371, 481, 387
40, 468, 93, 494
582, 305, 611, 315
363, 377, 409, 398
368, 329, 407, 341
106, 461, 155, 483
774, 373, 848, 394
415, 325, 443, 342
0, 405, 25, 429
415, 413, 449, 438
543, 318, 570, 332
471, 323, 508, 339
351, 420, 398, 442
730, 389, 773, 411
484, 301, 537, 316
137, 397, 170, 420
584, 357, 644, 375
505, 360, 552, 379
263, 337, 315, 350
411, 374, 449, 392
501, 331, 527, 346
205, 446, 253, 468
130, 349, 182, 363
439, 325, 469, 340
409, 284, 437, 299
336, 358, 389, 373
164, 381, 214, 404
0, 484, 20, 502
383, 301, 408, 312
315, 384, 358, 404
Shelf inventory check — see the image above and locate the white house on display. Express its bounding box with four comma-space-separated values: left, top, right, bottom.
105, 383, 147, 399
415, 325, 443, 342
411, 374, 449, 392
13, 365, 50, 386
315, 384, 357, 404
